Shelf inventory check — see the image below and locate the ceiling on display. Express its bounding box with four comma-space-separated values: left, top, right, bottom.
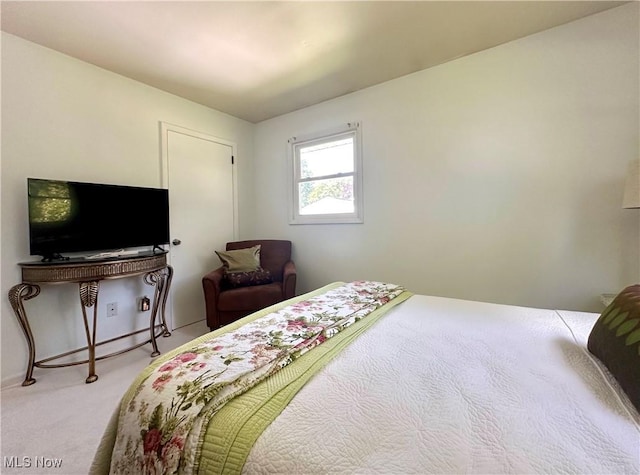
1, 1, 627, 123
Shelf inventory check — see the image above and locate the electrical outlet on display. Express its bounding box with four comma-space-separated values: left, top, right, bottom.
106, 302, 118, 317
139, 296, 151, 312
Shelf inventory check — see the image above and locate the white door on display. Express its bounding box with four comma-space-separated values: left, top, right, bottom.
162, 123, 237, 329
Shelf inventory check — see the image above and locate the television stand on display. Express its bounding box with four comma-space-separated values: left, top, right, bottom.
8, 252, 172, 385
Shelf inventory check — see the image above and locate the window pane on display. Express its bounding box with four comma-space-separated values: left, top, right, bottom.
299, 176, 354, 215
299, 137, 353, 179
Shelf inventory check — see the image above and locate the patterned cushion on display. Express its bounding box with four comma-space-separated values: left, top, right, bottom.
223, 268, 273, 288
587, 284, 640, 410
215, 245, 261, 273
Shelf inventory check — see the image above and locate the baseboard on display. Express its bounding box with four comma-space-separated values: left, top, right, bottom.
1, 373, 26, 389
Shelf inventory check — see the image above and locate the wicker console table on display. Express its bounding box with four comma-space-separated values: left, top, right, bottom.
8, 251, 173, 385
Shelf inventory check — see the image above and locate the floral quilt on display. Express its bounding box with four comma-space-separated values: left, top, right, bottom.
109, 281, 406, 474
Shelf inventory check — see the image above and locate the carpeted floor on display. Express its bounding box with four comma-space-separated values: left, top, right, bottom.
0, 320, 209, 474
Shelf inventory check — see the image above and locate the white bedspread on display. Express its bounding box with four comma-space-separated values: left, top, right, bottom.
244, 295, 640, 474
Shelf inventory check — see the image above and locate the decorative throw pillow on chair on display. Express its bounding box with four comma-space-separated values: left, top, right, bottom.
215, 245, 261, 272
223, 268, 273, 288
215, 245, 273, 288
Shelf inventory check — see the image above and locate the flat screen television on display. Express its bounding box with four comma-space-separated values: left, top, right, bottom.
28, 178, 170, 261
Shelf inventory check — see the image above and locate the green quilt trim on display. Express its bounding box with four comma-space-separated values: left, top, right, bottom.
196, 289, 413, 475
118, 282, 348, 412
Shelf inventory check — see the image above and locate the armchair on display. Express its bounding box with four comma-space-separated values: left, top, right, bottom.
202, 240, 296, 330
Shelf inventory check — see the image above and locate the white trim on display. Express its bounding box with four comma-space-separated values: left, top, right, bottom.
288, 122, 364, 225
159, 122, 239, 330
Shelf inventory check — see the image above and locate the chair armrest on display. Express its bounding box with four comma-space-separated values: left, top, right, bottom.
282, 260, 297, 299
202, 267, 225, 328
203, 267, 225, 290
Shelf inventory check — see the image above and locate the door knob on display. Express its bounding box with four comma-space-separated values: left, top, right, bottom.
172, 239, 182, 246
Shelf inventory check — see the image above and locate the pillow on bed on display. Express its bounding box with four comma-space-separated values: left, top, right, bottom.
215, 245, 261, 273
223, 268, 273, 288
587, 284, 640, 411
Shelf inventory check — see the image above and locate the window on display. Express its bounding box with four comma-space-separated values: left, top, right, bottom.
289, 122, 363, 224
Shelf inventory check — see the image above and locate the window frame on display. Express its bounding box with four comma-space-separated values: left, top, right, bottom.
288, 122, 363, 225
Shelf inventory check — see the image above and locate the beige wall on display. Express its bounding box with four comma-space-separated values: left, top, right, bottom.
2, 4, 638, 386
252, 4, 639, 311
1, 32, 255, 385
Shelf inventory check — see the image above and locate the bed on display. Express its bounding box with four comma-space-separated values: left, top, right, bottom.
91, 281, 640, 474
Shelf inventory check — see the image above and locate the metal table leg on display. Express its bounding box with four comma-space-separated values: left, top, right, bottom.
8, 283, 41, 386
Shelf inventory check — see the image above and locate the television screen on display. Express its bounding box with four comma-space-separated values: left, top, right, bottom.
28, 178, 170, 259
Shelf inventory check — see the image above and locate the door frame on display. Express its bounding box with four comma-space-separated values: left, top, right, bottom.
159, 121, 239, 328
160, 121, 239, 238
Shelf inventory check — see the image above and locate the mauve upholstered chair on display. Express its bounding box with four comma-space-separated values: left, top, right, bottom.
202, 240, 296, 330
